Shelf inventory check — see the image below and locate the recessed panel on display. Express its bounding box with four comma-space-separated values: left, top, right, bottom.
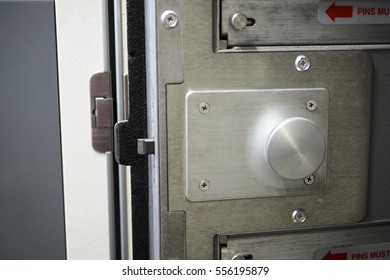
185, 88, 329, 202
220, 0, 390, 49
218, 223, 390, 260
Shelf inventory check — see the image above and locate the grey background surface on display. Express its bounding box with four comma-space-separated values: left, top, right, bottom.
367, 50, 390, 221
0, 0, 66, 259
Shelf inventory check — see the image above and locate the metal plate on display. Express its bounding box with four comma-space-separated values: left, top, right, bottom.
151, 0, 373, 259
185, 88, 329, 202
219, 0, 390, 49
217, 222, 390, 260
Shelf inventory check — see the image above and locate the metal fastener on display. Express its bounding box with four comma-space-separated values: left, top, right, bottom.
231, 13, 248, 30
232, 253, 253, 260
292, 209, 307, 223
304, 174, 315, 185
232, 253, 246, 260
199, 180, 210, 191
199, 102, 210, 114
295, 55, 311, 72
161, 10, 178, 29
306, 100, 317, 111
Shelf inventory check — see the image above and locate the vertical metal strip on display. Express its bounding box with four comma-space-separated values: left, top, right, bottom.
145, 0, 160, 260
113, 0, 131, 260
102, 0, 116, 259
106, 152, 117, 259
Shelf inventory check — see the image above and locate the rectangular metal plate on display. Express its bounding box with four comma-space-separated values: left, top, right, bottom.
185, 88, 329, 202
220, 0, 390, 48
218, 223, 390, 260
167, 50, 372, 259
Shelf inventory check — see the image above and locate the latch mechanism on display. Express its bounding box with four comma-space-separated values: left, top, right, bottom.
90, 72, 113, 153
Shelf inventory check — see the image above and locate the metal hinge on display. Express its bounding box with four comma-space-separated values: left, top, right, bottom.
90, 72, 113, 153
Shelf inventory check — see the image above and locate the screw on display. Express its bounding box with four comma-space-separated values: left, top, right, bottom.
292, 208, 307, 223
306, 100, 317, 111
199, 102, 210, 114
161, 10, 178, 29
199, 180, 210, 191
231, 13, 248, 30
295, 55, 311, 72
304, 174, 315, 185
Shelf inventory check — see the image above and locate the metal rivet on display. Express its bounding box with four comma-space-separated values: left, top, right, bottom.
292, 209, 307, 223
304, 174, 315, 185
295, 55, 311, 72
306, 100, 317, 111
199, 103, 210, 114
199, 180, 210, 191
231, 13, 248, 30
161, 10, 178, 29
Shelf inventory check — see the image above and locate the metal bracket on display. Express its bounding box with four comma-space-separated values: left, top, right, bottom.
137, 138, 155, 155
90, 72, 113, 153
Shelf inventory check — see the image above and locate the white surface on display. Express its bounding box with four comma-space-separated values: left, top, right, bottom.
0, 260, 388, 280
55, 0, 114, 259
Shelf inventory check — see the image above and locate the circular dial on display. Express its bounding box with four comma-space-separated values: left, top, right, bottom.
265, 117, 326, 180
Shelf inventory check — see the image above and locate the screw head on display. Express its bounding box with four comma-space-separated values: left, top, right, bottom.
292, 208, 307, 223
304, 174, 315, 185
161, 10, 178, 29
199, 102, 211, 114
295, 55, 311, 72
231, 13, 248, 30
306, 100, 317, 111
199, 180, 210, 191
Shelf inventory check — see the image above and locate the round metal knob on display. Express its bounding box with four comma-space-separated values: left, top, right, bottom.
231, 13, 248, 30
265, 117, 326, 180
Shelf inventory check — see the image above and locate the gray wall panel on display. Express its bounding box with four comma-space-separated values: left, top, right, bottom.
0, 0, 66, 259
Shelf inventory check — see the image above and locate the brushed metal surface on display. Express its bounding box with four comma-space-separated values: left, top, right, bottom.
147, 0, 374, 259
266, 118, 326, 180
164, 0, 372, 260
218, 222, 390, 260
220, 0, 390, 48
185, 89, 329, 201
148, 0, 187, 259
366, 51, 390, 221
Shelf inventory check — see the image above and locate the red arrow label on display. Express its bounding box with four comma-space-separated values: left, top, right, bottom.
322, 250, 348, 260
326, 2, 353, 22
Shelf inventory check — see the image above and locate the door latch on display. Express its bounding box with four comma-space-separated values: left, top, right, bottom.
90, 72, 113, 153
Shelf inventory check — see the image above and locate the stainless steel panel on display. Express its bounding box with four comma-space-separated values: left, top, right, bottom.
147, 0, 187, 260
185, 88, 329, 201
218, 222, 390, 260
164, 0, 373, 258
148, 0, 374, 259
219, 0, 390, 49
